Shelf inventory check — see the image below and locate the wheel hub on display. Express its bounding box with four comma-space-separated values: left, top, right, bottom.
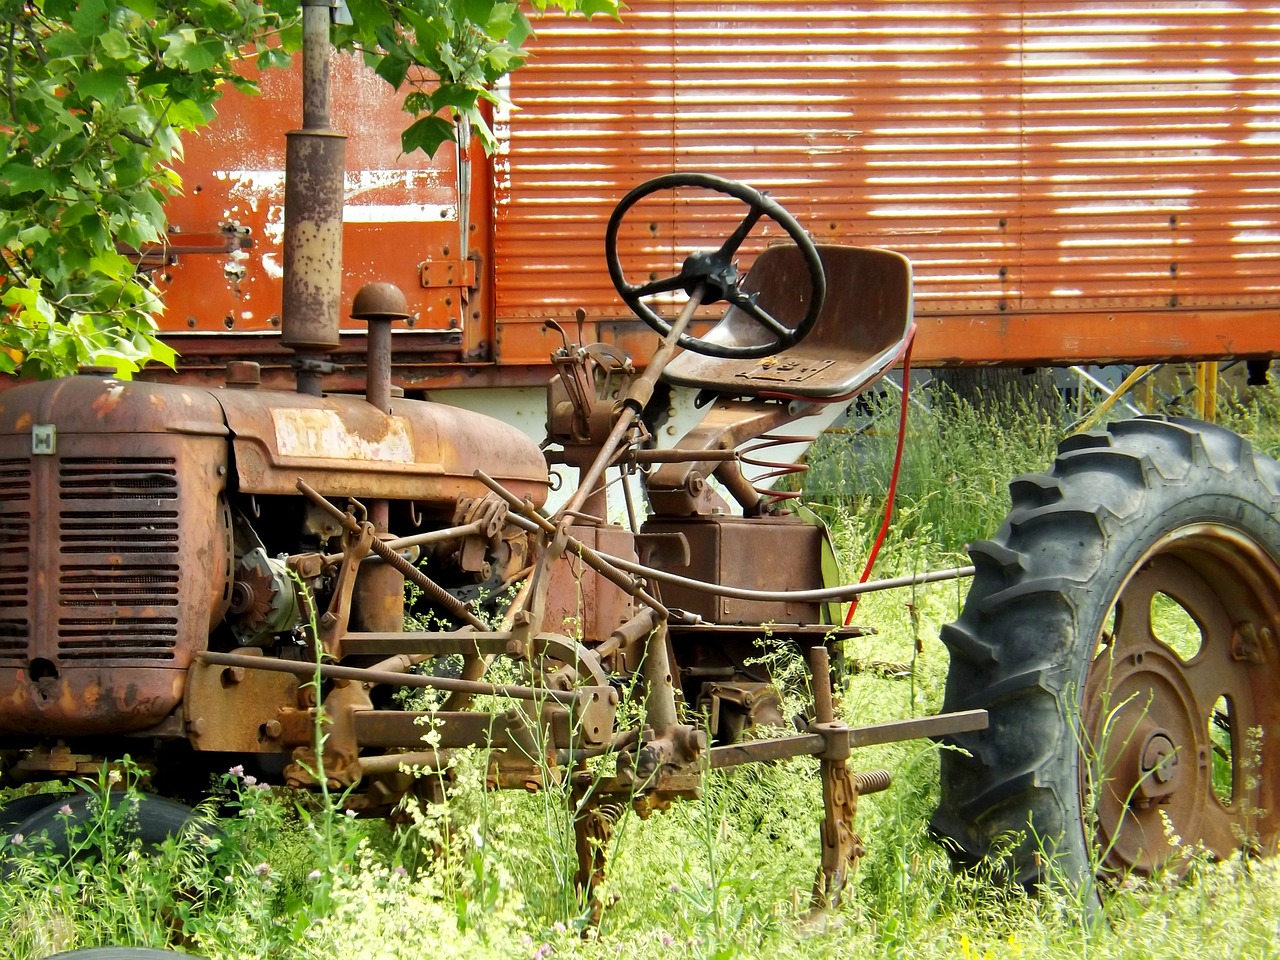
1083, 523, 1280, 877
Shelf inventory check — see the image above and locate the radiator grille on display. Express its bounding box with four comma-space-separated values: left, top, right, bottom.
0, 459, 31, 662
56, 457, 182, 661
56, 617, 180, 661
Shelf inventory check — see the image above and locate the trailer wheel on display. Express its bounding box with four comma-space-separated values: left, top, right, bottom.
932, 417, 1280, 890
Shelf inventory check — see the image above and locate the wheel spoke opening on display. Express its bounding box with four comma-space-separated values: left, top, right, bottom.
1209, 694, 1234, 805
1150, 590, 1204, 662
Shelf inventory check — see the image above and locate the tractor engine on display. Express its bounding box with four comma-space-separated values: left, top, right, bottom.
0, 371, 549, 741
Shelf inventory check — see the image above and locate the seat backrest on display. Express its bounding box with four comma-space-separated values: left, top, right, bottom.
662, 244, 913, 399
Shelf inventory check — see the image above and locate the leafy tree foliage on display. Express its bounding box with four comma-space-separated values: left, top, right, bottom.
0, 0, 616, 378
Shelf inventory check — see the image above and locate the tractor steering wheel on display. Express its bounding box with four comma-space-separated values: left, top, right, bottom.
604, 173, 826, 360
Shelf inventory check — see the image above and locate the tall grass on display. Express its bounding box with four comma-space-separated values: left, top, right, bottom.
805, 386, 1062, 554
5, 379, 1280, 958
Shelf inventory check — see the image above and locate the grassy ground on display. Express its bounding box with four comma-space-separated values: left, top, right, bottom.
5, 379, 1280, 958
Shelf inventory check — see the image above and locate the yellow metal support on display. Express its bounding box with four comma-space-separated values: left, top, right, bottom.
1072, 364, 1157, 435
1193, 362, 1219, 422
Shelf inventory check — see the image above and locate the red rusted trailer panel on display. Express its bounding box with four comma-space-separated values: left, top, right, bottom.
156, 1, 1280, 382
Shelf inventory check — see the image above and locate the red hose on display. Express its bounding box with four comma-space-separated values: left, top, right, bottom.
844, 324, 916, 625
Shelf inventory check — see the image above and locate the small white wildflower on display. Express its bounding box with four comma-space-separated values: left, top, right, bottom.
10, 834, 22, 845
308, 869, 323, 881
58, 804, 73, 817
243, 775, 258, 787
229, 764, 245, 778
254, 862, 271, 878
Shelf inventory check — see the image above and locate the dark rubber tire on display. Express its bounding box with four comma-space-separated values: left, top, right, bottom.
0, 792, 70, 830
932, 416, 1280, 889
9, 793, 203, 857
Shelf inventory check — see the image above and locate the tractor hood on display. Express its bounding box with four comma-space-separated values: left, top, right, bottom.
0, 374, 549, 508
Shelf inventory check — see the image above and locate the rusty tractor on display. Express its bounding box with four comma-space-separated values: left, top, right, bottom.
2, 0, 1279, 909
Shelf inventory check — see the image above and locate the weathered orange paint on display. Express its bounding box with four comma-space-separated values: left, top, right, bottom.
147, 1, 1280, 376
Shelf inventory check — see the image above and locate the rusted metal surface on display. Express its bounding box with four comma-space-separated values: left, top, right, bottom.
184, 655, 298, 753
279, 0, 347, 399
98, 0, 1276, 382
157, 47, 480, 343
1082, 525, 1280, 875
542, 524, 639, 641
662, 245, 913, 398
496, 0, 1280, 368
0, 376, 232, 735
213, 389, 549, 505
641, 516, 825, 624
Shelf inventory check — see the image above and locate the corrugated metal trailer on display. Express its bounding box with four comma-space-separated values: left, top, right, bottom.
154, 0, 1280, 388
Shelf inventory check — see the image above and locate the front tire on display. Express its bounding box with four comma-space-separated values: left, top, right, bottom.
932, 417, 1280, 888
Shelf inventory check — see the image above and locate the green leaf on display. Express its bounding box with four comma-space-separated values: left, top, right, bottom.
462, 0, 496, 24
505, 9, 533, 48
16, 225, 51, 247
373, 52, 411, 90
580, 0, 621, 17
256, 46, 293, 72
0, 161, 51, 196
343, 0, 394, 33
59, 203, 96, 229
74, 68, 129, 108
97, 28, 133, 62
162, 28, 219, 73
145, 337, 178, 369
484, 2, 520, 40
401, 115, 455, 157
429, 84, 480, 114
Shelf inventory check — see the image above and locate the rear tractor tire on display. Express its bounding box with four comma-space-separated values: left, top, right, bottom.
933, 417, 1280, 890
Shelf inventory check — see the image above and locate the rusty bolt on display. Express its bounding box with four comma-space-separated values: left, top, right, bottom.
188, 717, 206, 736
262, 719, 283, 739
222, 666, 246, 686
684, 472, 706, 496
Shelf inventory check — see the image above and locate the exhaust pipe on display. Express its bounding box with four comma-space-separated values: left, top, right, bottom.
279, 0, 347, 396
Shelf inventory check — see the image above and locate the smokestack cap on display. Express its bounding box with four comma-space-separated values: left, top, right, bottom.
351, 282, 412, 322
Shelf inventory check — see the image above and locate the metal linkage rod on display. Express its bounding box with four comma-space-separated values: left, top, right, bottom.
297, 480, 490, 631
199, 650, 577, 705
554, 288, 704, 524
474, 470, 673, 618
321, 520, 486, 566
598, 554, 977, 604
708, 709, 989, 769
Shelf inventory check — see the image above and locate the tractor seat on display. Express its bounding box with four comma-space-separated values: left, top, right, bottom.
663, 244, 913, 400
